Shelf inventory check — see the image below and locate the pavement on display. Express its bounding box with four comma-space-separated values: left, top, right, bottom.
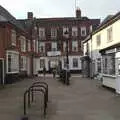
0, 75, 120, 120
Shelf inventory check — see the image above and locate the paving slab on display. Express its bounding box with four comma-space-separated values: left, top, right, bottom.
0, 75, 120, 120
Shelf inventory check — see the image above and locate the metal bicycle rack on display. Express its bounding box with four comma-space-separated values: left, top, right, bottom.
21, 82, 48, 120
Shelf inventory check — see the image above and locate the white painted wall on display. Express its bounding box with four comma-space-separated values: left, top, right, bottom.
62, 55, 81, 70
92, 19, 120, 51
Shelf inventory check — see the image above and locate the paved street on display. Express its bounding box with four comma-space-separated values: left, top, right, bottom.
0, 75, 120, 120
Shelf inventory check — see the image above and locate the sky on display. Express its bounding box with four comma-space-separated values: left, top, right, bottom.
0, 0, 120, 20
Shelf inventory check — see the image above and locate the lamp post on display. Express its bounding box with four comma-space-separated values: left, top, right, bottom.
64, 30, 70, 85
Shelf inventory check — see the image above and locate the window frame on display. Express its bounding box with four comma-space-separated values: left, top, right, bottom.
11, 29, 16, 46
73, 58, 78, 68
39, 27, 45, 39
107, 27, 113, 42
20, 36, 26, 52
51, 28, 57, 38
20, 56, 27, 71
51, 42, 57, 51
63, 27, 69, 37
6, 51, 19, 74
72, 41, 78, 52
81, 26, 86, 37
72, 27, 78, 37
96, 34, 101, 46
38, 42, 45, 53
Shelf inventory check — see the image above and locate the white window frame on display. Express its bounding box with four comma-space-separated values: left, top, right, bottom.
63, 27, 69, 37
72, 27, 78, 37
39, 28, 45, 39
40, 59, 45, 68
20, 56, 27, 71
11, 29, 16, 46
72, 41, 78, 52
52, 42, 57, 51
28, 40, 31, 52
63, 41, 69, 52
38, 42, 45, 53
6, 51, 19, 74
81, 26, 86, 37
107, 27, 113, 42
51, 28, 57, 38
20, 36, 26, 52
96, 34, 101, 46
73, 58, 78, 68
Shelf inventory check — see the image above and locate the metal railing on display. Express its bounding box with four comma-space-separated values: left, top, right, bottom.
21, 81, 48, 120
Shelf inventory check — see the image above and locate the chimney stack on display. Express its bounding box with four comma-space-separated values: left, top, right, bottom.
76, 8, 81, 18
27, 12, 33, 20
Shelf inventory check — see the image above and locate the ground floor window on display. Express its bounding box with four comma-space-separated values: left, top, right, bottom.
73, 58, 78, 68
102, 53, 115, 75
7, 51, 19, 73
20, 56, 27, 71
40, 59, 45, 68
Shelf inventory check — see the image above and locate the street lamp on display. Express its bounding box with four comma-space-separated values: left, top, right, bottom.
64, 30, 70, 85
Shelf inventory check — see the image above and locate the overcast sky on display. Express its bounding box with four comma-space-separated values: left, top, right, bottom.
0, 0, 120, 20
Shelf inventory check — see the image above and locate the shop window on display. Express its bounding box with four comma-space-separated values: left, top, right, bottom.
103, 53, 115, 75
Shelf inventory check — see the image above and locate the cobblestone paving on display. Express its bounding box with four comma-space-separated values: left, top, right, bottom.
0, 75, 120, 120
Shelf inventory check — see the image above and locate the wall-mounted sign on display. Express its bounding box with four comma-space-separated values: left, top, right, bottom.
47, 51, 61, 57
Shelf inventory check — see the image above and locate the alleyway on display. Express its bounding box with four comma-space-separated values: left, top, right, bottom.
0, 75, 120, 120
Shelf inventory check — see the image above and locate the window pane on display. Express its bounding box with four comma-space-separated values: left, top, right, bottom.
73, 58, 78, 68
40, 59, 45, 68
103, 53, 115, 75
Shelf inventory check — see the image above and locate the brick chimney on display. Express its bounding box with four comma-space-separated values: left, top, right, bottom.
27, 12, 33, 20
76, 8, 81, 18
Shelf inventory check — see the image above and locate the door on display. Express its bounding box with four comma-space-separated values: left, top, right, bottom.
0, 60, 3, 84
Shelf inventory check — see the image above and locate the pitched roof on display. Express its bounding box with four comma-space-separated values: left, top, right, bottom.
0, 5, 25, 31
92, 11, 120, 35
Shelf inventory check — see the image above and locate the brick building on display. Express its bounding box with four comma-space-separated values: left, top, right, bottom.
0, 5, 33, 84
22, 8, 100, 74
0, 5, 100, 84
